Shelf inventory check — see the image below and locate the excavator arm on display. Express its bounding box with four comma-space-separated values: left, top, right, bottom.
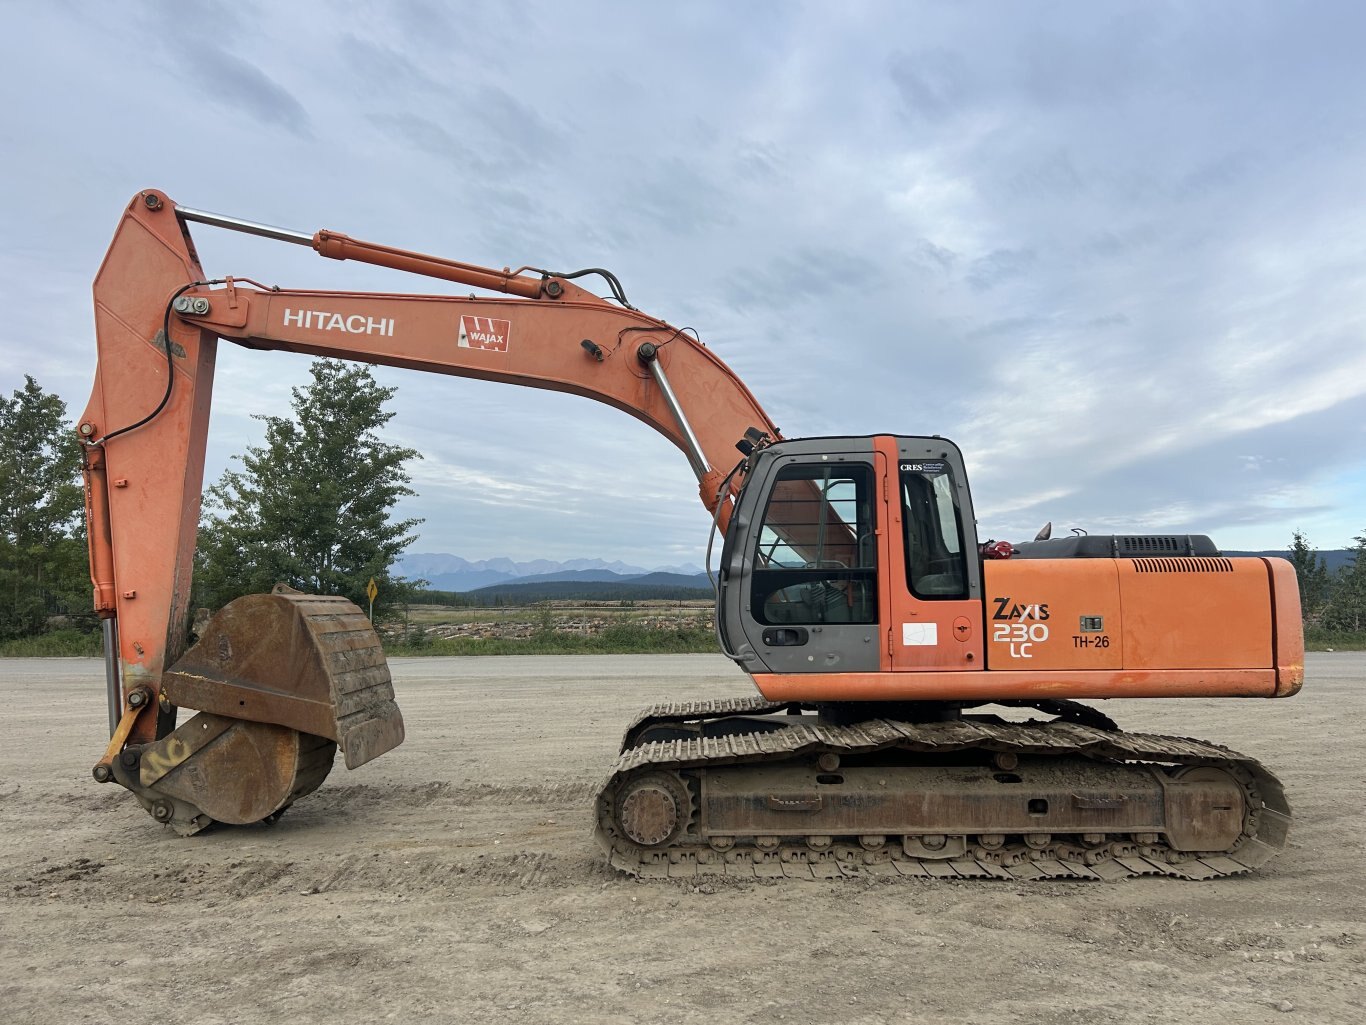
79, 189, 776, 829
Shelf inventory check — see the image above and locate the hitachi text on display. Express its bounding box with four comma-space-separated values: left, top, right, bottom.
282, 309, 395, 337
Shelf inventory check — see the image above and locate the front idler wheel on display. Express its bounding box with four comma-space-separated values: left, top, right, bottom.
615, 772, 691, 848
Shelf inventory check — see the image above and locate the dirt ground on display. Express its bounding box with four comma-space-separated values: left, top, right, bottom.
1, 652, 1362, 1025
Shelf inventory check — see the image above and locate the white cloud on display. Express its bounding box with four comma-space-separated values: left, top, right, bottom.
2, 0, 1365, 567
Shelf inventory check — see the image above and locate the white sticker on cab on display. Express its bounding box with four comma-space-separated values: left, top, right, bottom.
902, 623, 938, 646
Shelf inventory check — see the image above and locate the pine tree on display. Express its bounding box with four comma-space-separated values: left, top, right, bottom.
1287, 530, 1331, 625
1324, 531, 1366, 633
0, 376, 89, 639
196, 360, 423, 615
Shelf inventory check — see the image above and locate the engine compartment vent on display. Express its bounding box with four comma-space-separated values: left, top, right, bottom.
1118, 535, 1186, 554
1132, 557, 1234, 573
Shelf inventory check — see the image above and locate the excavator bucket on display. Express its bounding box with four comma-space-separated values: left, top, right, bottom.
111, 585, 404, 834
162, 584, 404, 768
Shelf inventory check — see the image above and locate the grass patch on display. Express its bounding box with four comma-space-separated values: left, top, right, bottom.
385, 622, 717, 656
0, 628, 103, 657
1305, 627, 1366, 651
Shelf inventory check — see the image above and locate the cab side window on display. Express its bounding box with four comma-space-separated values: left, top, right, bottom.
752, 463, 877, 625
902, 465, 967, 599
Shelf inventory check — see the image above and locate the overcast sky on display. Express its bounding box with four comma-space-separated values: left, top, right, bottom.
2, 1, 1363, 569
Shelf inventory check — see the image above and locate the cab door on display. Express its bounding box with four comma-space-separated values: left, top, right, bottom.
877, 437, 984, 671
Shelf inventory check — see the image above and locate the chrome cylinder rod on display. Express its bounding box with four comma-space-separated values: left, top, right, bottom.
640, 344, 709, 481
102, 617, 120, 737
175, 205, 314, 246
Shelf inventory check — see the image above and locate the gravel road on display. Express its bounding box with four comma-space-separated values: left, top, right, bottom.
1, 653, 1362, 1024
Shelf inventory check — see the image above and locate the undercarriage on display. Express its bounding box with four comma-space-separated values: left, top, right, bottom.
594, 697, 1291, 881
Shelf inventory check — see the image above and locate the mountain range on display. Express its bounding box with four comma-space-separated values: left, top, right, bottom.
398, 548, 1355, 594
396, 552, 707, 593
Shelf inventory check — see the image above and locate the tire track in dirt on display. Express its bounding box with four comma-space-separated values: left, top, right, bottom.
9, 846, 611, 903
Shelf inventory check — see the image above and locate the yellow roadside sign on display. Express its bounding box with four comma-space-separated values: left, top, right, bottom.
366, 577, 378, 604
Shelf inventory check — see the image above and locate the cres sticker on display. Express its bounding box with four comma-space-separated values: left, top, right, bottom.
458, 315, 511, 352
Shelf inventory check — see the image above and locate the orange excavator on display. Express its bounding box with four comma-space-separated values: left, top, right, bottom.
79, 190, 1302, 880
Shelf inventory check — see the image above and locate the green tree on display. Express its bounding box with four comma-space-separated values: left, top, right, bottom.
0, 376, 90, 639
1323, 531, 1366, 633
1288, 530, 1331, 624
196, 360, 423, 616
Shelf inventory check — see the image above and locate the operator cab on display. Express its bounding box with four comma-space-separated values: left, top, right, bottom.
717, 435, 982, 675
